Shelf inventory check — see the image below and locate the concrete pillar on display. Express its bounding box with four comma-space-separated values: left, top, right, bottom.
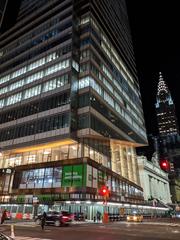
121, 146, 128, 179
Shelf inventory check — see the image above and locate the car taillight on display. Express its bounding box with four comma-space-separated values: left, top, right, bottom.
62, 216, 69, 219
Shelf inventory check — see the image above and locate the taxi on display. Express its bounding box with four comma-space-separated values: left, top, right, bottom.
126, 214, 143, 222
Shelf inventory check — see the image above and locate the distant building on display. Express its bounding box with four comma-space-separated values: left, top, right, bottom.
154, 72, 180, 203
154, 72, 179, 167
155, 72, 179, 138
137, 155, 171, 203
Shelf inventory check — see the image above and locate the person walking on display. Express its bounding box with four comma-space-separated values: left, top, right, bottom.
1, 209, 7, 224
41, 211, 47, 230
96, 211, 101, 223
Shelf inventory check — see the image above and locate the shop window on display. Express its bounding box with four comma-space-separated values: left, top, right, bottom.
84, 145, 89, 158
69, 144, 78, 159
77, 144, 82, 158
43, 168, 53, 188
36, 150, 43, 163
52, 147, 60, 161
53, 167, 62, 188
24, 205, 33, 214
89, 148, 94, 160
28, 153, 36, 164
59, 146, 68, 160
43, 149, 51, 162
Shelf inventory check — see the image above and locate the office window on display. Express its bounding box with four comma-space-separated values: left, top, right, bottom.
0, 75, 10, 85
24, 85, 41, 99
9, 79, 24, 91
0, 87, 7, 95
57, 74, 69, 87
79, 77, 90, 89
0, 99, 4, 108
103, 78, 113, 93
28, 58, 45, 71
104, 91, 114, 107
6, 92, 22, 106
80, 49, 90, 59
43, 79, 56, 92
26, 71, 43, 84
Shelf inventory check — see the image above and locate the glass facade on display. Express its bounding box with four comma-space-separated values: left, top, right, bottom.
0, 0, 148, 213
17, 167, 62, 189
0, 142, 109, 168
0, 113, 69, 142
0, 92, 69, 124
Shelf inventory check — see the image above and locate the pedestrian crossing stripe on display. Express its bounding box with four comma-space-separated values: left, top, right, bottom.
15, 237, 52, 240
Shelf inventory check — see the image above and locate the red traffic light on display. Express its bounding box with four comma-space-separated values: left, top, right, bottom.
160, 159, 170, 172
99, 185, 109, 197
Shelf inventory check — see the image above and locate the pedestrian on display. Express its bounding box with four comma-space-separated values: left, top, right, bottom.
1, 209, 7, 224
96, 211, 101, 222
41, 211, 47, 230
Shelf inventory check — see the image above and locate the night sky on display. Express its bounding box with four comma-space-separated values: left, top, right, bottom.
126, 0, 180, 135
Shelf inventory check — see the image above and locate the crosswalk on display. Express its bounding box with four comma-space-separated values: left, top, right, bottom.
14, 237, 52, 240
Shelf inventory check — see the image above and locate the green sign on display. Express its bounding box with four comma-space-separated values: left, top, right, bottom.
72, 165, 83, 187
62, 166, 73, 187
62, 165, 86, 187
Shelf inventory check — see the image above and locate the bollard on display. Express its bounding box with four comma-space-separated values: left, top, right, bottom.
10, 224, 15, 239
102, 212, 109, 224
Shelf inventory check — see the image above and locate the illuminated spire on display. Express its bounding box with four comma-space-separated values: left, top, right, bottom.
157, 72, 169, 96
157, 72, 172, 103
155, 72, 178, 136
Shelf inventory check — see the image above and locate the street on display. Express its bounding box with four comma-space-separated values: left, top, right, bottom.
1, 221, 180, 240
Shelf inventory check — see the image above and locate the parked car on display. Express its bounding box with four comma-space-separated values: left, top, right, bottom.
126, 214, 143, 222
35, 211, 73, 226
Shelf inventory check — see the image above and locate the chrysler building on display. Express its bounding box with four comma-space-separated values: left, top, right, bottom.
155, 72, 179, 137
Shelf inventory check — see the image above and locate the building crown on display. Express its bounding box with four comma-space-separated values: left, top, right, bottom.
156, 72, 173, 105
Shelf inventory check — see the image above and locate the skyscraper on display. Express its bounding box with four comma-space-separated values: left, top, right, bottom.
0, 0, 148, 218
156, 72, 179, 137
155, 72, 180, 203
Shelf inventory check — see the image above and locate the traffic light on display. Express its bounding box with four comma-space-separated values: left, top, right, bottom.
159, 159, 170, 172
99, 185, 109, 197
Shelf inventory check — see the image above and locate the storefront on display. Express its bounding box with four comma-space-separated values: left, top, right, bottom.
0, 201, 169, 221
0, 158, 146, 218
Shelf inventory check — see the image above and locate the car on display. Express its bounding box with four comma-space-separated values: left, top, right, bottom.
0, 232, 13, 240
35, 211, 73, 226
126, 214, 143, 222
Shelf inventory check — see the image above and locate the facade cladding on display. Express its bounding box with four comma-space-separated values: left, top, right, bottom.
0, 0, 151, 219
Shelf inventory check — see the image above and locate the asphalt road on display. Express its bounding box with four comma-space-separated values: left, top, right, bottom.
1, 222, 180, 240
